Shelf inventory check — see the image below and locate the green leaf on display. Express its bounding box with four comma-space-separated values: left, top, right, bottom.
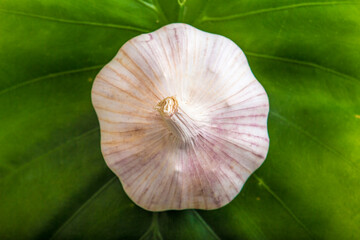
1, 0, 359, 239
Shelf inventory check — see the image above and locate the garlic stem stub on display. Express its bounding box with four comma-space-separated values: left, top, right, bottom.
91, 23, 270, 211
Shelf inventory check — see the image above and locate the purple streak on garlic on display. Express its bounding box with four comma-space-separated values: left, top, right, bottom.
91, 23, 269, 211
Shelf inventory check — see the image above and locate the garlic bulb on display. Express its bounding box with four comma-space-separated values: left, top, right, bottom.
91, 23, 269, 211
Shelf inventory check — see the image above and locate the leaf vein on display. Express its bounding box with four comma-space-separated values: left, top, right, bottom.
49, 176, 118, 239
0, 65, 104, 97
200, 1, 359, 22
0, 127, 100, 182
192, 210, 221, 240
253, 174, 314, 239
270, 111, 359, 170
0, 8, 150, 32
245, 51, 360, 84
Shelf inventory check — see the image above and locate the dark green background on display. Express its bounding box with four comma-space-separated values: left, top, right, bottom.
0, 0, 359, 239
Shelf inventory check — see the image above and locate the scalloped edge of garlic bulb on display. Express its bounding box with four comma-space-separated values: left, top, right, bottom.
91, 23, 270, 211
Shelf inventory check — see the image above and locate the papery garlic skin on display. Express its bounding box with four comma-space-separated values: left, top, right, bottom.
91, 23, 269, 211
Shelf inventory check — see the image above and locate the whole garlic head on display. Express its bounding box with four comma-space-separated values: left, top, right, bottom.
91, 23, 269, 211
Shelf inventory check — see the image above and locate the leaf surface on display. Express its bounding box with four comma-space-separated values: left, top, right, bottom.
0, 0, 359, 239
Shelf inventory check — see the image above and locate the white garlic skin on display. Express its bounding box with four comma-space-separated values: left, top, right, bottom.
91, 23, 269, 211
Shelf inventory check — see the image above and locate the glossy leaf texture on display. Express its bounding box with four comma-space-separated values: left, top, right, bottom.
0, 0, 359, 239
